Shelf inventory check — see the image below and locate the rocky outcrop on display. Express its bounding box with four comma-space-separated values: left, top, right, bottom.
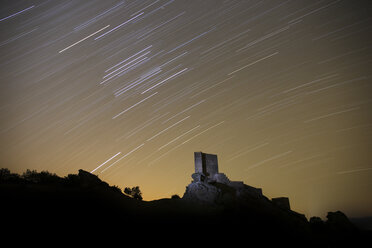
182, 181, 222, 204
78, 169, 108, 188
183, 171, 263, 205
326, 211, 358, 232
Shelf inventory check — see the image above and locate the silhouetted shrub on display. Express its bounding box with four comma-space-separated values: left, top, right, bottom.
38, 171, 61, 184
0, 168, 23, 183
310, 216, 326, 233
22, 169, 40, 183
0, 168, 11, 182
65, 174, 80, 186
21, 169, 61, 184
171, 194, 181, 199
124, 187, 131, 195
1, 168, 19, 183
124, 186, 142, 200
111, 185, 122, 193
310, 216, 324, 225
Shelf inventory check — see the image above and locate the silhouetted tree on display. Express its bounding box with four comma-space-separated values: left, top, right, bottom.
21, 169, 60, 184
124, 187, 132, 195
132, 186, 142, 200
38, 171, 60, 183
0, 168, 21, 183
171, 194, 180, 199
111, 185, 122, 193
0, 168, 11, 182
65, 173, 80, 186
124, 186, 142, 200
22, 169, 40, 183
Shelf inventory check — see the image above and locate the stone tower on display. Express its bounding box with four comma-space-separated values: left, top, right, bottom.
194, 152, 218, 181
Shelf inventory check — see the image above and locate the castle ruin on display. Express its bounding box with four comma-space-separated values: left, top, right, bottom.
186, 152, 293, 211
190, 151, 263, 198
193, 152, 219, 182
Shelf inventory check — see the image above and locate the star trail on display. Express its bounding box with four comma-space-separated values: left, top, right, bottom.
0, 0, 371, 218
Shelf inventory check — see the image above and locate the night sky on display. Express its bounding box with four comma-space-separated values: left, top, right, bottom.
1, 0, 371, 218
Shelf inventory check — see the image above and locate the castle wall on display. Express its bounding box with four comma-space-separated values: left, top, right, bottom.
205, 153, 218, 177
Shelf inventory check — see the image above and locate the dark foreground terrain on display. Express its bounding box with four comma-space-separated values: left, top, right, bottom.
1, 168, 370, 246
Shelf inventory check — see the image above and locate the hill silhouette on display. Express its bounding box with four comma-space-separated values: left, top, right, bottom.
0, 168, 370, 246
